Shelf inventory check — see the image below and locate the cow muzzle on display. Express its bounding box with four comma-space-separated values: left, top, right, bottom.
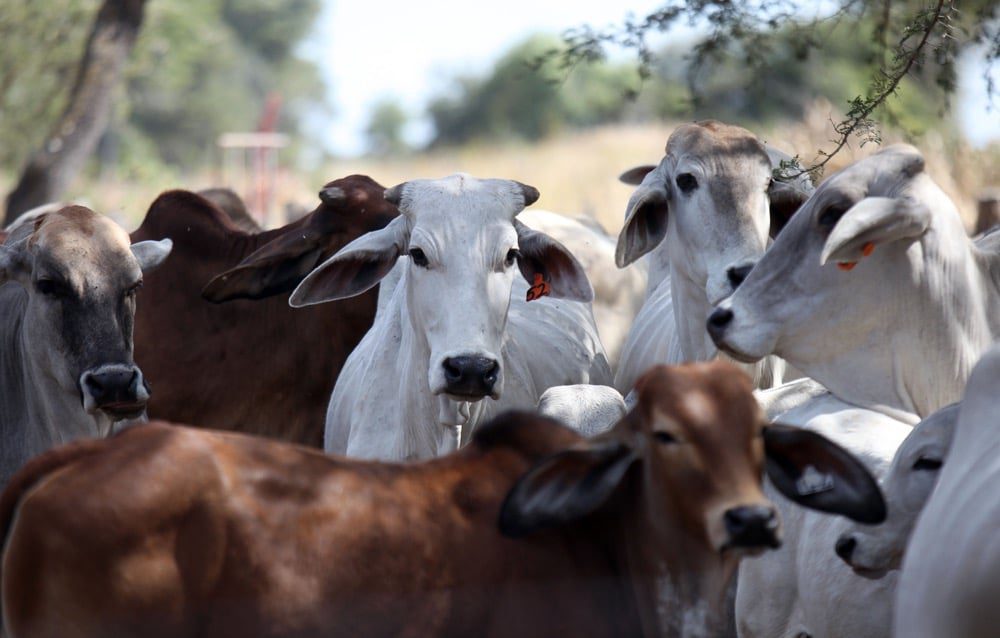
79, 364, 150, 420
441, 355, 500, 400
720, 505, 781, 554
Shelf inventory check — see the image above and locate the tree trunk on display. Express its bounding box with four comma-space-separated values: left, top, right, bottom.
4, 0, 147, 224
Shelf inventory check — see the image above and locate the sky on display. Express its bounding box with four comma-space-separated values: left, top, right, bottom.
301, 1, 999, 157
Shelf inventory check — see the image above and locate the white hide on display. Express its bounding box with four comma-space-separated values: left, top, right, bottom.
736, 392, 911, 638
894, 345, 1000, 638
712, 144, 1000, 419
835, 403, 959, 577
518, 209, 646, 367
537, 384, 626, 437
294, 175, 612, 460
613, 123, 810, 394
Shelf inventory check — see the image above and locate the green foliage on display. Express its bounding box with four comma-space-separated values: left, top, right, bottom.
365, 99, 410, 156
428, 35, 641, 147
0, 0, 327, 173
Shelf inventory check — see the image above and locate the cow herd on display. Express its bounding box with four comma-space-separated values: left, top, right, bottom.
0, 119, 997, 637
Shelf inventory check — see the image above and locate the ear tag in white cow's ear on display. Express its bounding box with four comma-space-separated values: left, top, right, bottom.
526, 273, 551, 302
795, 465, 835, 496
836, 242, 875, 272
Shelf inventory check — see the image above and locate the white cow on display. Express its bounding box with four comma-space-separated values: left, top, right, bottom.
614, 121, 812, 393
894, 345, 1000, 638
0, 206, 171, 487
290, 175, 611, 460
518, 209, 646, 367
709, 144, 1000, 419
736, 392, 911, 638
834, 403, 959, 578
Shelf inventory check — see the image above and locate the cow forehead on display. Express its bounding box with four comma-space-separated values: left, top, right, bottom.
30, 207, 137, 277
402, 176, 524, 243
665, 121, 770, 172
638, 363, 760, 437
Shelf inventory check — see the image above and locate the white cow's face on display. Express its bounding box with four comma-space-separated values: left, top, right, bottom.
616, 122, 805, 306
834, 403, 957, 577
0, 206, 172, 419
707, 144, 955, 368
290, 175, 593, 404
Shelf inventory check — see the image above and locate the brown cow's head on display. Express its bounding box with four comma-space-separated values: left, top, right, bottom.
0, 206, 171, 419
500, 361, 885, 557
201, 175, 399, 302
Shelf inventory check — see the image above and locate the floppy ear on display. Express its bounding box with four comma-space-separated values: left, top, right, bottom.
202, 230, 329, 302
820, 196, 931, 266
768, 179, 812, 238
288, 215, 408, 307
499, 439, 638, 537
619, 165, 657, 186
131, 239, 173, 273
615, 171, 669, 268
514, 220, 593, 302
763, 424, 886, 524
0, 244, 22, 285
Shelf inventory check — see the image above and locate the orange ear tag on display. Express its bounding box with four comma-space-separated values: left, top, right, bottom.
837, 261, 857, 271
862, 242, 875, 257
526, 273, 551, 302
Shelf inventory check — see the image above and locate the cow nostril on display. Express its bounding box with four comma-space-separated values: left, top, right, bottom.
727, 264, 753, 289
835, 535, 857, 562
483, 361, 499, 385
707, 308, 734, 330
443, 359, 463, 383
84, 374, 104, 393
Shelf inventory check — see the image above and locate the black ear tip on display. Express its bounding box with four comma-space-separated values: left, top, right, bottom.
517, 182, 540, 207
319, 186, 346, 204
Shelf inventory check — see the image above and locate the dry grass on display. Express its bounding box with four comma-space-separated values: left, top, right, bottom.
4, 106, 997, 233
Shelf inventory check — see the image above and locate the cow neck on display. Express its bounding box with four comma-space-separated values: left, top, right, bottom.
613, 474, 739, 638
391, 268, 486, 456
809, 230, 998, 420
0, 286, 112, 485
669, 267, 716, 363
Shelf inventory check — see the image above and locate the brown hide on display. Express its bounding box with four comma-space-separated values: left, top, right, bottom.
130, 175, 398, 446
0, 362, 790, 638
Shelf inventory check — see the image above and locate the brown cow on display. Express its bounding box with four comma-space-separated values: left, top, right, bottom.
130, 175, 398, 446
0, 362, 883, 638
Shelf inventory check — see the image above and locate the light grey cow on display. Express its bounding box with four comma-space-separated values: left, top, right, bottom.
834, 403, 959, 578
614, 121, 812, 393
290, 175, 611, 460
0, 206, 171, 487
895, 345, 1000, 638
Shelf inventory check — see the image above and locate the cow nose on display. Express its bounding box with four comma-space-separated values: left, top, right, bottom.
835, 535, 857, 564
706, 307, 734, 342
727, 264, 754, 289
442, 356, 500, 399
724, 505, 780, 549
79, 364, 150, 420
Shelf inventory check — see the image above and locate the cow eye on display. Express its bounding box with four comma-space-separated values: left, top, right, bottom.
125, 280, 143, 297
35, 278, 69, 297
675, 173, 698, 194
653, 430, 678, 444
912, 457, 943, 471
408, 248, 429, 268
818, 204, 849, 229
505, 248, 520, 267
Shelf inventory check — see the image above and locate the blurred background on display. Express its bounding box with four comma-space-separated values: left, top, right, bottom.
1, 0, 997, 233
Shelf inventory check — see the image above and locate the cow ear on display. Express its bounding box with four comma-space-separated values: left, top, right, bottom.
202, 230, 330, 303
289, 216, 408, 307
499, 439, 637, 537
619, 165, 657, 186
820, 196, 931, 266
131, 239, 173, 273
763, 424, 886, 524
513, 220, 593, 302
0, 244, 22, 285
615, 172, 669, 267
768, 179, 811, 238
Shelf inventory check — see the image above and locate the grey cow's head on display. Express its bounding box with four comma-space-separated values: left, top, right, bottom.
0, 206, 171, 420
616, 120, 811, 306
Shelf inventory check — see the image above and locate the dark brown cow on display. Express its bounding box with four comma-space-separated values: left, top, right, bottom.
0, 362, 883, 638
130, 175, 398, 446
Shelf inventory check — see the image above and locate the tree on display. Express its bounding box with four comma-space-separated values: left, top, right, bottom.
5, 0, 146, 222
365, 99, 410, 156
545, 0, 999, 180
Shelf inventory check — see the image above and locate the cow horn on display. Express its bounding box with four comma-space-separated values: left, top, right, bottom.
319, 186, 346, 204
